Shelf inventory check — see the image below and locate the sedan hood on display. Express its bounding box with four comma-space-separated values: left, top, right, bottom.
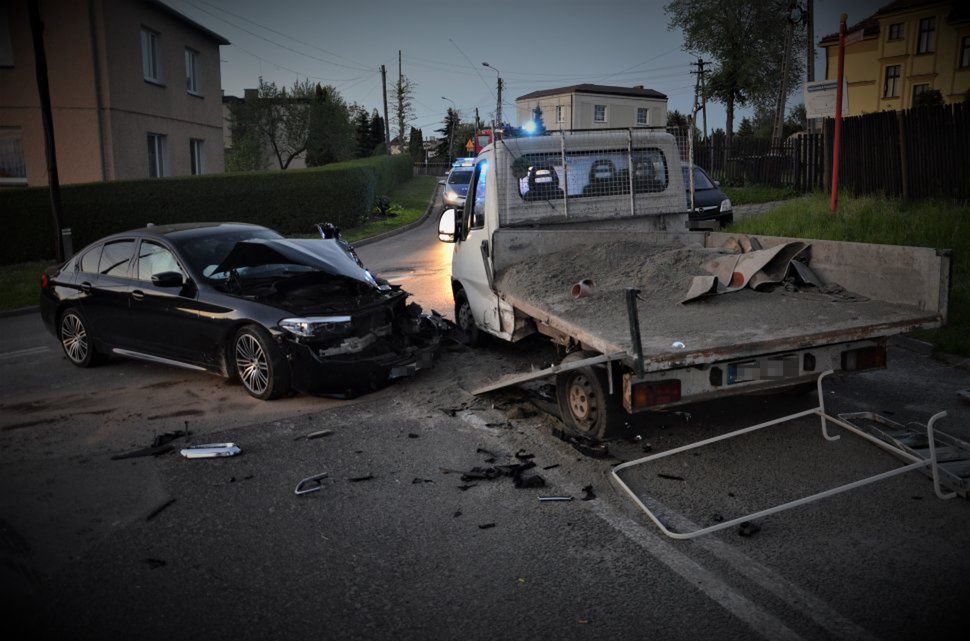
215, 238, 378, 288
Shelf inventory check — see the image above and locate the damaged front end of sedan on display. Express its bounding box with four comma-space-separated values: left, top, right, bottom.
213, 233, 446, 397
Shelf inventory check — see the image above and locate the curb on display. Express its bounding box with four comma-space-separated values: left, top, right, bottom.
0, 305, 39, 319
353, 182, 441, 249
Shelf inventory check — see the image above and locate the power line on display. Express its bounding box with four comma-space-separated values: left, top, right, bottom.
448, 38, 494, 97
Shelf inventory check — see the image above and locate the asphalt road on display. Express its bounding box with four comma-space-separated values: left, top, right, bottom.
2, 184, 969, 640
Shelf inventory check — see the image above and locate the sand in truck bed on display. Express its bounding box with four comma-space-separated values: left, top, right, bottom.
494, 241, 935, 361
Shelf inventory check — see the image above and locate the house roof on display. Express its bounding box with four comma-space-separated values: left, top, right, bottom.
516, 84, 667, 101
145, 1, 230, 45
819, 0, 965, 46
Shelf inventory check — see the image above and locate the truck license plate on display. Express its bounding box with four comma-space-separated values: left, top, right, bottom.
728, 355, 799, 384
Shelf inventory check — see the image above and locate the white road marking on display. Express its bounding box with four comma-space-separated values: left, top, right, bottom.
0, 346, 51, 361
587, 499, 809, 641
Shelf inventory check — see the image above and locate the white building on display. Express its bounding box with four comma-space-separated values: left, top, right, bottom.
515, 84, 668, 131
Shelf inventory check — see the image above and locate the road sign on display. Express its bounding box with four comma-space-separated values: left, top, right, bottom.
465, 139, 475, 152
803, 80, 848, 119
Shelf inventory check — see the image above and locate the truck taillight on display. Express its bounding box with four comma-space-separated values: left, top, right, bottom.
40, 273, 49, 290
841, 345, 886, 372
627, 379, 681, 411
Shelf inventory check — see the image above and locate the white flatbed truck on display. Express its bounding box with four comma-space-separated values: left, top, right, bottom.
436, 129, 950, 442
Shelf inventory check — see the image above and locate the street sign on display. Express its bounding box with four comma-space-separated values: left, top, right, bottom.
803, 80, 848, 119
465, 139, 475, 152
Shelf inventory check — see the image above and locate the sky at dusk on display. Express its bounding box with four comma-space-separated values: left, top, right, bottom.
169, 0, 885, 137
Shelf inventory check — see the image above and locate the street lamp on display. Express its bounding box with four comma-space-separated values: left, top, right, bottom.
482, 62, 503, 125
441, 96, 457, 163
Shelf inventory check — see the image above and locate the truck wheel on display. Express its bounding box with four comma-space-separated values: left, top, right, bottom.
555, 352, 626, 441
454, 288, 484, 346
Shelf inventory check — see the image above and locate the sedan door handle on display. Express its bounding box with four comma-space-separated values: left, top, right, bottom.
80, 281, 93, 294
131, 289, 145, 301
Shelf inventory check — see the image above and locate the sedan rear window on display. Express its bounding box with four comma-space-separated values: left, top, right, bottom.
99, 240, 135, 277
448, 170, 472, 185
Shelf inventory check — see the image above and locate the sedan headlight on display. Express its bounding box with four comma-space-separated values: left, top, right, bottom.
720, 198, 732, 213
279, 316, 353, 338
444, 188, 459, 204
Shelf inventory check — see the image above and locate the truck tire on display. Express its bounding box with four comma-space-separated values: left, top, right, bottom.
454, 288, 484, 346
555, 351, 626, 441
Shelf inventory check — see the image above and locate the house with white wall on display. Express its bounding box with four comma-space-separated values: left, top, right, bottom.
515, 84, 668, 131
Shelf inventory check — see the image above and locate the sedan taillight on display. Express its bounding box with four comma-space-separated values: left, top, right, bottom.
40, 273, 49, 290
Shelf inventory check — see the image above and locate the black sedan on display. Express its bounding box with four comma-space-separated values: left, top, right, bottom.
40, 223, 442, 399
683, 165, 733, 230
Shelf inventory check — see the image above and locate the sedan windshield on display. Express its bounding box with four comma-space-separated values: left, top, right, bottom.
173, 229, 283, 280
448, 170, 472, 185
681, 166, 715, 190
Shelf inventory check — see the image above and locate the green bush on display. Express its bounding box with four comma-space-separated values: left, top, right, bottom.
0, 154, 412, 264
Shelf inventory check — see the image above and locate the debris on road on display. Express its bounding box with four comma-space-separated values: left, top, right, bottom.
457, 484, 478, 491
552, 428, 611, 459
514, 449, 535, 461
143, 558, 166, 569
145, 498, 176, 522
111, 430, 189, 460
478, 523, 496, 529
295, 473, 328, 495
453, 510, 462, 518
298, 429, 333, 441
348, 474, 375, 483
460, 460, 546, 489
738, 521, 761, 538
180, 443, 241, 459
542, 463, 561, 470
408, 433, 421, 439
412, 478, 434, 484
581, 485, 596, 501
539, 496, 574, 502
657, 473, 685, 481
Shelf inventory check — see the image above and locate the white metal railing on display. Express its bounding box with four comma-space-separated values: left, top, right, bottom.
611, 370, 955, 540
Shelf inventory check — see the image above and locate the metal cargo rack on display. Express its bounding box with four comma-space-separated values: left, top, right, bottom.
611, 370, 961, 540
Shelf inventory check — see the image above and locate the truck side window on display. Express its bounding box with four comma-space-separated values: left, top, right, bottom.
471, 159, 488, 229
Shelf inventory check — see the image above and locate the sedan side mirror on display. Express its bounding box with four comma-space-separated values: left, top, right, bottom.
151, 271, 184, 288
713, 180, 721, 188
438, 208, 458, 243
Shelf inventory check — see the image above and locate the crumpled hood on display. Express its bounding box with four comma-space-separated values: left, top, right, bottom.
214, 238, 378, 288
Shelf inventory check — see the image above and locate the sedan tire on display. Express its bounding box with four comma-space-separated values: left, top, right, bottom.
58, 307, 106, 368
232, 325, 291, 400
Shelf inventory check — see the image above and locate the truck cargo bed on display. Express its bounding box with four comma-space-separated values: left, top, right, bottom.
492, 231, 947, 372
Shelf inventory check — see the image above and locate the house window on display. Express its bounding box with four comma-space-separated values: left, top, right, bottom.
883, 65, 900, 97
190, 139, 205, 175
912, 83, 929, 101
141, 28, 161, 82
0, 8, 13, 67
0, 128, 27, 184
961, 36, 970, 68
185, 48, 199, 93
636, 107, 649, 125
555, 105, 564, 123
147, 133, 167, 178
916, 17, 935, 54
887, 23, 903, 41
593, 104, 607, 123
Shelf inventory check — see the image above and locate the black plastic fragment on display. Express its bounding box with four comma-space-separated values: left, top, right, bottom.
478, 523, 496, 530
581, 485, 596, 501
348, 475, 375, 483
145, 498, 176, 522
657, 473, 685, 481
738, 521, 761, 537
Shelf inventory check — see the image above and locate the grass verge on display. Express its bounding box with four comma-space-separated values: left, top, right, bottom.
342, 175, 438, 243
0, 261, 48, 311
724, 185, 798, 205
730, 194, 969, 356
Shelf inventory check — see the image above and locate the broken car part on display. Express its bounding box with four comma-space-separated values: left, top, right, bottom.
538, 496, 574, 502
612, 370, 958, 540
295, 473, 328, 495
179, 443, 241, 459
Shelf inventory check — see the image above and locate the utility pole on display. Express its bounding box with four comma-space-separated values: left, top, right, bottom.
397, 50, 406, 156
830, 13, 847, 213
806, 0, 816, 134
771, 1, 797, 149
380, 64, 390, 155
27, 0, 65, 261
690, 58, 708, 140
496, 77, 503, 127
475, 107, 481, 131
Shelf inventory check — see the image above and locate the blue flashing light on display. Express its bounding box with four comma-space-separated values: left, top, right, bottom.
522, 120, 537, 134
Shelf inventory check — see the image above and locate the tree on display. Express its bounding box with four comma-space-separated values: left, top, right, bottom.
408, 127, 425, 162
667, 109, 689, 129
304, 84, 355, 167
225, 127, 267, 172
913, 88, 944, 109
436, 108, 461, 161
666, 0, 805, 146
354, 108, 372, 158
736, 117, 754, 138
368, 110, 385, 153
784, 103, 806, 134
531, 106, 547, 134
231, 77, 314, 170
394, 74, 416, 154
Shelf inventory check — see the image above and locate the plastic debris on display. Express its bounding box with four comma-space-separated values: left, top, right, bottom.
303, 429, 333, 440
738, 521, 761, 537
671, 341, 686, 349
347, 474, 375, 483
295, 473, 328, 495
657, 473, 685, 481
539, 496, 574, 502
180, 443, 241, 459
478, 523, 496, 530
145, 498, 176, 522
111, 430, 189, 460
581, 485, 596, 501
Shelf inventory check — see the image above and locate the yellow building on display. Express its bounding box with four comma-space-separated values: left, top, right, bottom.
819, 0, 970, 115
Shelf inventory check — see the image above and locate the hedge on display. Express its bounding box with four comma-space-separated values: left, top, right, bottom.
0, 154, 412, 264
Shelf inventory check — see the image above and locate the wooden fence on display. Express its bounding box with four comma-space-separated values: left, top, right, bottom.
694, 101, 969, 200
